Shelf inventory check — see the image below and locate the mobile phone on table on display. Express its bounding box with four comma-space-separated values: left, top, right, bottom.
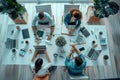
79, 47, 85, 51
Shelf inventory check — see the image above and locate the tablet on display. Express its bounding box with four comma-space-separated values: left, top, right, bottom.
22, 29, 30, 39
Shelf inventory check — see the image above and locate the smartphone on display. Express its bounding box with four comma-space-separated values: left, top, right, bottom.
79, 47, 85, 51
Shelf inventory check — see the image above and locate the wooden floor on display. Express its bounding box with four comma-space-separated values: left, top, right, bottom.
0, 1, 120, 80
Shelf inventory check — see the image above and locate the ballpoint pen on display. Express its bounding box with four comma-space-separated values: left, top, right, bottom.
91, 30, 97, 39
95, 34, 97, 39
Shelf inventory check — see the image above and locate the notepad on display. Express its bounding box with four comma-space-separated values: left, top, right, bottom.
37, 30, 44, 37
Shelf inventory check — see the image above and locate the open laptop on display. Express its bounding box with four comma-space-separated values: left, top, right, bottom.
34, 45, 46, 54
87, 48, 101, 61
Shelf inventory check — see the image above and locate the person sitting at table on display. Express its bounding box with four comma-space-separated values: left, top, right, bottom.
32, 12, 55, 40
65, 45, 86, 75
32, 58, 52, 80
31, 50, 51, 63
64, 8, 82, 35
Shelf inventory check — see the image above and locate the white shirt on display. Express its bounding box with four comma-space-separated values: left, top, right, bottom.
32, 12, 54, 27
36, 63, 52, 77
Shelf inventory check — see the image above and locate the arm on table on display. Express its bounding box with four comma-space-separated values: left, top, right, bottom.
47, 26, 54, 40
31, 50, 38, 62
32, 26, 37, 36
44, 50, 51, 63
50, 26, 54, 35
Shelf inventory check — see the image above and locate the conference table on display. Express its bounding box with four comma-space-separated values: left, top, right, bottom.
1, 24, 111, 66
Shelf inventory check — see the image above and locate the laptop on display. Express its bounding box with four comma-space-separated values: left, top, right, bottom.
80, 27, 90, 38
87, 48, 101, 60
34, 45, 46, 54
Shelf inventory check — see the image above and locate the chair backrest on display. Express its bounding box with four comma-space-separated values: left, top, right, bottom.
68, 68, 88, 80
64, 5, 80, 15
65, 66, 89, 79
36, 5, 52, 16
69, 74, 88, 80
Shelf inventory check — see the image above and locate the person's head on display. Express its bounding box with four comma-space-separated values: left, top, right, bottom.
35, 58, 43, 73
70, 8, 82, 20
74, 56, 83, 66
38, 12, 44, 20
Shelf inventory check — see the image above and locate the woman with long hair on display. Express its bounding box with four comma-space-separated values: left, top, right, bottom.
64, 8, 82, 35
33, 58, 52, 80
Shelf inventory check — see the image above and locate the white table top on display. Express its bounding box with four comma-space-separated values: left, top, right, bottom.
1, 24, 111, 66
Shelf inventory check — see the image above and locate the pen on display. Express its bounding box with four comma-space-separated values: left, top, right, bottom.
95, 34, 97, 39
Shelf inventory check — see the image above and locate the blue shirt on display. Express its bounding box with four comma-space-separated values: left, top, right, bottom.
65, 54, 86, 75
32, 12, 54, 27
64, 12, 81, 29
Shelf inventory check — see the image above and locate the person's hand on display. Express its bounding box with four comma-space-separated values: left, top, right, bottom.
70, 47, 74, 53
35, 35, 40, 44
47, 35, 52, 40
36, 35, 40, 40
68, 29, 75, 36
68, 29, 72, 35
71, 44, 76, 48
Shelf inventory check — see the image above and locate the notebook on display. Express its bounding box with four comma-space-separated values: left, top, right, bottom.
22, 29, 30, 39
37, 30, 44, 37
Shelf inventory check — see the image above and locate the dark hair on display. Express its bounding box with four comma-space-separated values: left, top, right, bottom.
70, 8, 82, 20
38, 12, 44, 19
75, 56, 83, 66
73, 12, 81, 20
35, 58, 43, 73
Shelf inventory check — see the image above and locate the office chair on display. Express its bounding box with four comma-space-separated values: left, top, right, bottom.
62, 5, 80, 24
36, 5, 54, 21
61, 5, 80, 35
64, 66, 88, 80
